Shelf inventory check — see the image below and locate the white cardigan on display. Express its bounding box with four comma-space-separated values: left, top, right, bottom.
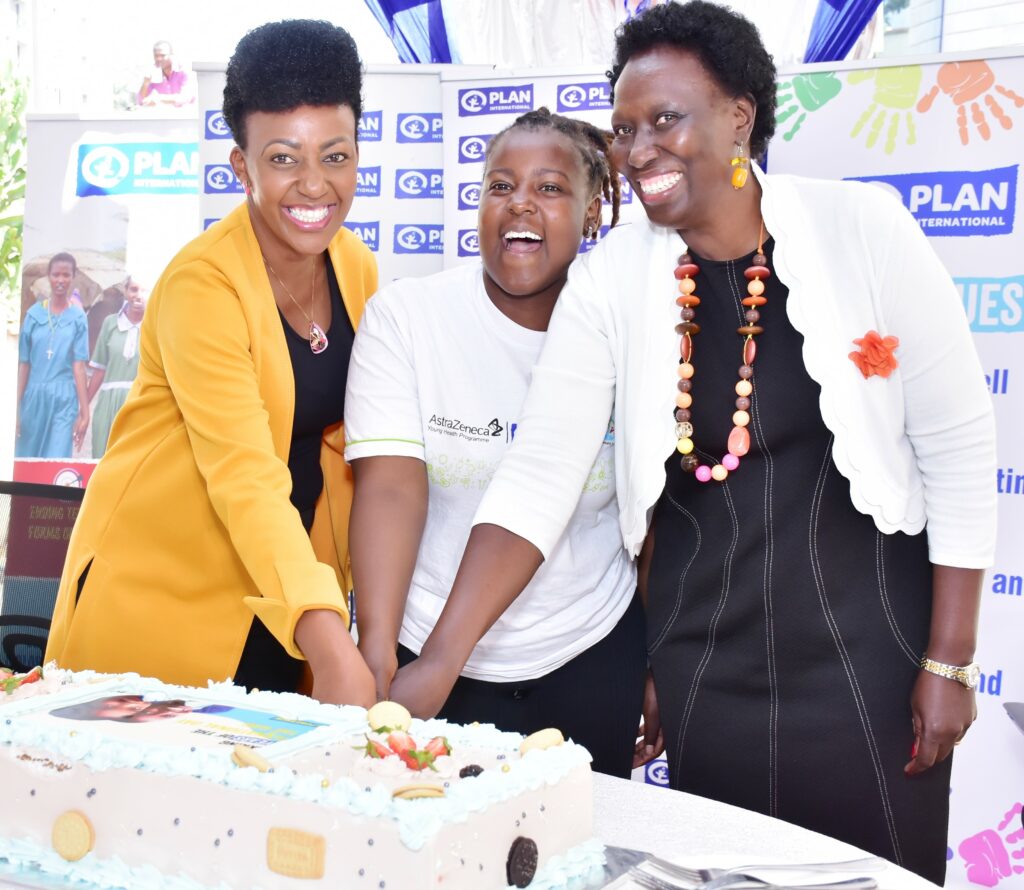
473, 167, 997, 569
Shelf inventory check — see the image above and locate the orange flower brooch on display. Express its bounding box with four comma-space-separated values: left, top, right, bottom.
849, 330, 899, 379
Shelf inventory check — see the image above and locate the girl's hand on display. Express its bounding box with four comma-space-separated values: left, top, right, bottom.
388, 652, 460, 719
73, 412, 89, 450
359, 638, 399, 702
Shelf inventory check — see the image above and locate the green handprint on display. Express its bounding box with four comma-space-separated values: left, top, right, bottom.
776, 72, 843, 141
847, 65, 923, 154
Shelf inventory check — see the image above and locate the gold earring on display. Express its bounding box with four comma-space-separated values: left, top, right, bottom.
730, 143, 749, 190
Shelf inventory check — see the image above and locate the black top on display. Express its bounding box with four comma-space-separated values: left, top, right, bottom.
234, 253, 354, 693
281, 254, 354, 531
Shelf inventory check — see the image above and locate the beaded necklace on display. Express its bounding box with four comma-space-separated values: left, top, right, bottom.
673, 222, 769, 482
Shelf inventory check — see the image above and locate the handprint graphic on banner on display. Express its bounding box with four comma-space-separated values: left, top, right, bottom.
917, 61, 1024, 145
775, 72, 842, 140
957, 802, 1024, 887
847, 66, 922, 153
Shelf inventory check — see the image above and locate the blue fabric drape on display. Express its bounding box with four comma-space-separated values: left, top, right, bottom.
363, 0, 455, 63
803, 0, 884, 63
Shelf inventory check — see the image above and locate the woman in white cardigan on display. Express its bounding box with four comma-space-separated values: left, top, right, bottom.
388, 3, 996, 882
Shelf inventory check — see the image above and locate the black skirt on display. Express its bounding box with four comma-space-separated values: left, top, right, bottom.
647, 240, 950, 884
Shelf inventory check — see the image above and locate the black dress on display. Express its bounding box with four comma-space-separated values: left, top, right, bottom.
647, 240, 951, 884
234, 255, 354, 694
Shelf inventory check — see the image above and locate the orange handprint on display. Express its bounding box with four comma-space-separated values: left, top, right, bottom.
917, 60, 1024, 145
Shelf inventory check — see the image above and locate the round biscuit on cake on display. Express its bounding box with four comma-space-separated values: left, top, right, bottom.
51, 810, 95, 862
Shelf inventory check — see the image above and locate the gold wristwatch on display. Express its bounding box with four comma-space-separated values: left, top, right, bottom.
919, 657, 981, 689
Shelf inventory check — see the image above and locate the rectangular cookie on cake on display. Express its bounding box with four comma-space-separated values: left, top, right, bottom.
0, 666, 604, 889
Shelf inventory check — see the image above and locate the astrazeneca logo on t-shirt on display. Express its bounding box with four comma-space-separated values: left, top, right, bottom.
428, 413, 506, 442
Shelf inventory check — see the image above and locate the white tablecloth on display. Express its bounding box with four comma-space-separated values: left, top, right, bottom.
593, 773, 940, 889
0, 773, 943, 890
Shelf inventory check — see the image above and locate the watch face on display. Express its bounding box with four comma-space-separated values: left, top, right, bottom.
966, 663, 982, 689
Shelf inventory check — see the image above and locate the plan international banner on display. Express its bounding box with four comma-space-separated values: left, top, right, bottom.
768, 50, 1024, 890
14, 114, 199, 484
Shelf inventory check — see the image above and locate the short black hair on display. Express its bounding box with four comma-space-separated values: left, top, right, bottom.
608, 0, 777, 158
223, 20, 363, 150
48, 251, 77, 274
486, 107, 622, 236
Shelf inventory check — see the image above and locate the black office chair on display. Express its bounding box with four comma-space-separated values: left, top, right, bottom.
0, 481, 85, 671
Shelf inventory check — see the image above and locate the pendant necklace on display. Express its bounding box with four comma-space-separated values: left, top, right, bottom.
264, 256, 329, 354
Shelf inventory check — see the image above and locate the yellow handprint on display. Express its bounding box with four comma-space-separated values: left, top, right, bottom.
917, 60, 1024, 145
847, 66, 923, 154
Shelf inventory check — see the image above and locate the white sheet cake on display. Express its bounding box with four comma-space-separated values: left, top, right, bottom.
0, 667, 604, 889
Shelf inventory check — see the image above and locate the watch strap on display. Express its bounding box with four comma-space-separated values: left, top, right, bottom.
919, 657, 977, 688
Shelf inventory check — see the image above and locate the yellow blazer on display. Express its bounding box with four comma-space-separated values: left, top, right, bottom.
45, 204, 377, 687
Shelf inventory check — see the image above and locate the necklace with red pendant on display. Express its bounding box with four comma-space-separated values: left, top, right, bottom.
673, 222, 769, 482
264, 256, 329, 354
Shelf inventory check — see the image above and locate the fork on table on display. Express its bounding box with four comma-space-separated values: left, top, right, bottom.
627, 871, 878, 890
604, 846, 883, 890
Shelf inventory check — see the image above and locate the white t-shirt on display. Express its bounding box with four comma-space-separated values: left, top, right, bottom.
345, 263, 636, 682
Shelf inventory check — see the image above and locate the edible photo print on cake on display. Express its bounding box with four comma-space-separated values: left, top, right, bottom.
27, 686, 327, 749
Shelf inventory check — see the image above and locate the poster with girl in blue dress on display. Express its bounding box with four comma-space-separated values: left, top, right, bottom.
15, 252, 90, 459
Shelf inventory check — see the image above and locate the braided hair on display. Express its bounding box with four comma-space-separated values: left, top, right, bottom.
486, 107, 621, 239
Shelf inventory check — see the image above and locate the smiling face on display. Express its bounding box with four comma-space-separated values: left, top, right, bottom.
123, 279, 147, 320
230, 104, 358, 265
152, 43, 173, 75
478, 128, 601, 316
610, 45, 753, 235
47, 261, 75, 305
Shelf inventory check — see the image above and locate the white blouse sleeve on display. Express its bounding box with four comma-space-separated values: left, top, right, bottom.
874, 189, 997, 567
472, 252, 617, 559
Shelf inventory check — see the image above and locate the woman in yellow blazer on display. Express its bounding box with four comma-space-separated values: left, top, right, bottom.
46, 20, 376, 706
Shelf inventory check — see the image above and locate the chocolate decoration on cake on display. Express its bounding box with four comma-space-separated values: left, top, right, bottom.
506, 836, 539, 888
458, 764, 484, 778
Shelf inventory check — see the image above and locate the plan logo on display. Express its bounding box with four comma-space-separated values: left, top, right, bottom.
344, 221, 380, 252
203, 218, 220, 230
458, 84, 533, 116
358, 110, 383, 142
80, 146, 130, 190
78, 143, 199, 196
458, 134, 491, 164
394, 224, 443, 254
556, 81, 611, 112
578, 225, 610, 254
616, 177, 634, 204
847, 165, 1017, 236
395, 169, 444, 199
203, 164, 242, 194
957, 275, 1024, 332
204, 110, 231, 139
458, 182, 481, 210
397, 113, 443, 143
457, 229, 480, 257
356, 166, 381, 198
644, 757, 669, 786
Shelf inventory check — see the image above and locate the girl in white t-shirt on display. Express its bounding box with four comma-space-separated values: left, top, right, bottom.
345, 109, 647, 776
